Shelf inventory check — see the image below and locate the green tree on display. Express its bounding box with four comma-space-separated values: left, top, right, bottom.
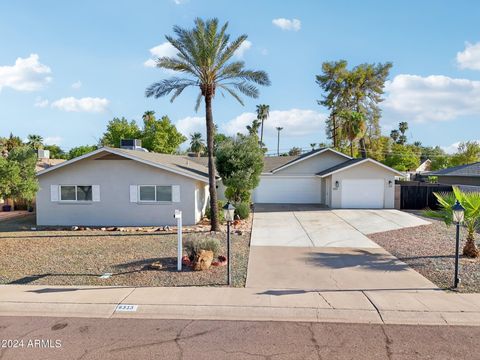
68, 145, 98, 159
0, 156, 21, 205
390, 129, 399, 143
425, 187, 480, 258
101, 117, 141, 147
256, 104, 270, 145
189, 132, 205, 157
5, 133, 22, 151
145, 18, 270, 231
340, 111, 367, 157
216, 134, 264, 203
141, 114, 186, 153
384, 144, 420, 171
246, 119, 261, 137
450, 141, 480, 167
27, 134, 44, 150
288, 147, 302, 156
420, 146, 449, 170
7, 146, 39, 203
43, 144, 67, 159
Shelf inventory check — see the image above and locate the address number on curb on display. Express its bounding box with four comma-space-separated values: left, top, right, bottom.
116, 304, 138, 312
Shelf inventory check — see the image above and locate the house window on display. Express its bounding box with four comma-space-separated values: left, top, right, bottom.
60, 185, 93, 201
139, 185, 172, 202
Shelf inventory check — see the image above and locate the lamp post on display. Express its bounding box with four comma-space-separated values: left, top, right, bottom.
223, 202, 236, 286
452, 200, 465, 288
276, 127, 283, 156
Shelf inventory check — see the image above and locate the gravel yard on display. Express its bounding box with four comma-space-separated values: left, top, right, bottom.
369, 212, 480, 293
0, 215, 251, 287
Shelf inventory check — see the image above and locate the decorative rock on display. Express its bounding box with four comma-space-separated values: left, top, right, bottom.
149, 261, 163, 270
71, 226, 79, 231
193, 250, 214, 271
235, 230, 243, 235
163, 226, 171, 231
101, 227, 107, 231
182, 255, 191, 266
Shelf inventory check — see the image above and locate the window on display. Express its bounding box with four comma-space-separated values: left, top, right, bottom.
60, 185, 93, 201
139, 185, 172, 202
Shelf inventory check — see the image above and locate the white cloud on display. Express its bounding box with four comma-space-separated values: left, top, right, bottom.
71, 80, 82, 89
441, 140, 480, 154
34, 97, 49, 108
44, 136, 63, 145
0, 54, 52, 92
51, 97, 109, 113
383, 74, 480, 122
221, 109, 326, 137
272, 18, 301, 31
234, 40, 252, 58
144, 42, 177, 68
175, 116, 206, 139
456, 42, 480, 70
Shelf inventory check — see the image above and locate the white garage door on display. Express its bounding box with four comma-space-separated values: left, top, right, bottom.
341, 179, 384, 208
254, 176, 321, 204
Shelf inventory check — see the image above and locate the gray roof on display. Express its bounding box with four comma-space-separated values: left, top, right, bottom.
428, 162, 480, 177
316, 159, 364, 176
111, 148, 211, 179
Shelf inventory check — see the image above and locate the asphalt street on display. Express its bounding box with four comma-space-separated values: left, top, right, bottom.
0, 317, 478, 359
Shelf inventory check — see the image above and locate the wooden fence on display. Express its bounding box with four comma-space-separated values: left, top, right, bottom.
397, 181, 452, 210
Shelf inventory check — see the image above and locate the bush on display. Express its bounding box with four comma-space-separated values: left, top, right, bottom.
224, 186, 251, 203
184, 238, 221, 261
205, 200, 226, 223
234, 202, 250, 219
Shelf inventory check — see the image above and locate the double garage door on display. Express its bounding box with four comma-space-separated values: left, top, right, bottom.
253, 177, 321, 204
254, 176, 385, 208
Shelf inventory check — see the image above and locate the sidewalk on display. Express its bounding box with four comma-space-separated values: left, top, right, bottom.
1, 285, 480, 326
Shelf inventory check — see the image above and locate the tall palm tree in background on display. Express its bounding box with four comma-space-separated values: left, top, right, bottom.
189, 132, 205, 157
27, 134, 43, 151
340, 111, 366, 157
256, 104, 270, 145
246, 119, 261, 137
310, 143, 316, 151
145, 18, 270, 231
142, 110, 156, 122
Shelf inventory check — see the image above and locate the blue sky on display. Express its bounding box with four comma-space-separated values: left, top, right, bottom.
1, 0, 480, 154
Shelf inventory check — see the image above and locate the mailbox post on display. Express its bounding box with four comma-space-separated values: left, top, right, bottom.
174, 210, 182, 271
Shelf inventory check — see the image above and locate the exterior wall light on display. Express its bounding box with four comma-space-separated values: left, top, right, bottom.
334, 181, 340, 189
388, 180, 393, 187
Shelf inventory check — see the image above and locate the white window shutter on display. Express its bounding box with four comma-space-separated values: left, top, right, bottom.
172, 185, 181, 202
50, 185, 59, 202
130, 185, 138, 203
92, 185, 100, 202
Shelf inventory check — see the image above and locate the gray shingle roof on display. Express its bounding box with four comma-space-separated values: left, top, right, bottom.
428, 162, 480, 177
316, 159, 364, 176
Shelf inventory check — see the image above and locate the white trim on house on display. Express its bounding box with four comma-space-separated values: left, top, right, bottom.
317, 158, 404, 178
270, 148, 352, 174
36, 147, 210, 183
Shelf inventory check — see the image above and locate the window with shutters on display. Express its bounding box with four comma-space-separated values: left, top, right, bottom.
60, 185, 93, 201
139, 185, 173, 202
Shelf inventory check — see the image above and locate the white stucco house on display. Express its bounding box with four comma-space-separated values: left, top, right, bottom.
36, 146, 402, 226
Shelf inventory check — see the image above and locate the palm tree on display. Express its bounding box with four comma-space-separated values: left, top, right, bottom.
340, 111, 366, 157
399, 121, 409, 135
27, 134, 43, 150
189, 132, 205, 157
310, 143, 316, 151
145, 18, 270, 231
142, 110, 156, 122
246, 119, 261, 137
425, 187, 480, 258
256, 104, 270, 145
390, 129, 400, 143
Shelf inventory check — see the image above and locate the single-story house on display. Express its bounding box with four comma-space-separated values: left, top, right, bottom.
36, 146, 402, 226
428, 162, 480, 187
253, 148, 402, 208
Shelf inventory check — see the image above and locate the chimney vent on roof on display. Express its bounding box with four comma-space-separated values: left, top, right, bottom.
37, 149, 50, 159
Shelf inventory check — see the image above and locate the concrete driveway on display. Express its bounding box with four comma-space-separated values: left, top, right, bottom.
247, 205, 434, 290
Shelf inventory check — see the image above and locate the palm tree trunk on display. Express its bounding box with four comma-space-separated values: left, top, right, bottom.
463, 231, 479, 258
205, 93, 219, 231
359, 137, 367, 159
332, 114, 337, 148
350, 141, 353, 157
260, 119, 264, 146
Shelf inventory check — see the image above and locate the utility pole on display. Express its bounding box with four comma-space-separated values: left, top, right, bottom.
276, 127, 283, 156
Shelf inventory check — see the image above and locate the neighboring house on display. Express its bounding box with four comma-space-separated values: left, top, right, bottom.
415, 159, 431, 173
254, 148, 402, 208
36, 146, 402, 227
36, 147, 210, 226
428, 162, 480, 186
36, 158, 66, 172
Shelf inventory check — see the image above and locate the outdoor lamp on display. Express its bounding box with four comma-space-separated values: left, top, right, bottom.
223, 202, 236, 222
452, 200, 465, 288
222, 201, 236, 286
335, 181, 340, 189
388, 180, 393, 187
452, 200, 465, 224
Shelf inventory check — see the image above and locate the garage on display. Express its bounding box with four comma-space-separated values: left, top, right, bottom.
253, 176, 321, 204
340, 179, 385, 208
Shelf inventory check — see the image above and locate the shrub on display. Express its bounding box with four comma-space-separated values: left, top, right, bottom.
205, 200, 226, 223
184, 238, 221, 261
225, 186, 251, 203
234, 202, 250, 219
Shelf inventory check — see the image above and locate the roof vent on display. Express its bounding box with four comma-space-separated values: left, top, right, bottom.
38, 149, 50, 159
120, 139, 148, 152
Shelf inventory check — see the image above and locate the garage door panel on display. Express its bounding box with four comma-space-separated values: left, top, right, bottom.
341, 179, 384, 208
254, 177, 321, 204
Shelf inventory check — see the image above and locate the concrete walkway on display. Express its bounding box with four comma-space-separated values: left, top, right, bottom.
1, 285, 480, 326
